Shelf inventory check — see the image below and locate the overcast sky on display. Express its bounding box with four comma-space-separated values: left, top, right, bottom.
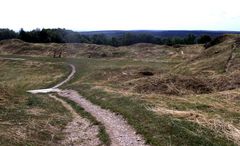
1, 0, 240, 31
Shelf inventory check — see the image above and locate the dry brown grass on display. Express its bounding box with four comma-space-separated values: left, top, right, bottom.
125, 70, 240, 96
0, 39, 204, 61
1, 34, 240, 145
0, 60, 72, 145
147, 106, 240, 145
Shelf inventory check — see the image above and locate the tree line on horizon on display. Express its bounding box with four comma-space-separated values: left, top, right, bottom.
0, 28, 212, 46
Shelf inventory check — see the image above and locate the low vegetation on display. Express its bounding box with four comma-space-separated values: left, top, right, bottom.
0, 34, 240, 145
0, 60, 73, 145
63, 56, 238, 145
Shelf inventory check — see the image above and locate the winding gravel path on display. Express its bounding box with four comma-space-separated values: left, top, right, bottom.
58, 89, 147, 146
27, 63, 148, 146
0, 57, 25, 61
49, 94, 101, 146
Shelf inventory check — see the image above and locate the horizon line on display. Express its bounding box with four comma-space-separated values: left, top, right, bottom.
2, 28, 240, 33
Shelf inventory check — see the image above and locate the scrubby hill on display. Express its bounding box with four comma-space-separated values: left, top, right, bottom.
0, 39, 204, 60
128, 35, 240, 96
0, 39, 61, 56
175, 34, 240, 74
1, 35, 240, 145
1, 35, 239, 74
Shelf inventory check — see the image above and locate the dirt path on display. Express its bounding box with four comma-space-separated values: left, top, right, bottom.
225, 43, 237, 72
58, 90, 148, 146
0, 57, 25, 61
53, 64, 76, 88
27, 64, 76, 94
49, 94, 101, 146
28, 63, 148, 146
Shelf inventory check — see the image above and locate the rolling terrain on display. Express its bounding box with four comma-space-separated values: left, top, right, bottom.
0, 34, 240, 146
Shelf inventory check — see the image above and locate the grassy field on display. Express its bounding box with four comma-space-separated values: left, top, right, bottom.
0, 59, 73, 145
62, 57, 238, 146
0, 58, 111, 146
0, 35, 239, 145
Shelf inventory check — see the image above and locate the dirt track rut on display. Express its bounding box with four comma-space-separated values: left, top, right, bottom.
27, 63, 148, 146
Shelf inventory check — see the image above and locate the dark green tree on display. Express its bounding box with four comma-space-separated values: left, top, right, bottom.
91, 34, 108, 44
197, 35, 212, 44
0, 29, 17, 40
19, 28, 31, 41
184, 34, 196, 44
111, 37, 119, 47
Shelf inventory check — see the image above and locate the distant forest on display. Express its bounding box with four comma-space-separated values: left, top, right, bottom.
0, 28, 238, 46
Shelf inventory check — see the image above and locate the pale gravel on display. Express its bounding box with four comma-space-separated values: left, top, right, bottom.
58, 90, 148, 146
49, 94, 101, 146
0, 57, 25, 61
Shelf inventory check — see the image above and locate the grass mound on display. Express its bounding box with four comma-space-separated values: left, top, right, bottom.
133, 75, 212, 95
133, 71, 240, 95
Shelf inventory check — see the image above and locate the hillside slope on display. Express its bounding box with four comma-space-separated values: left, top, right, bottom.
175, 35, 240, 74
0, 39, 203, 60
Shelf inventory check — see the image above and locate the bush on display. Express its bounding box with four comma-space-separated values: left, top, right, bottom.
197, 35, 212, 44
